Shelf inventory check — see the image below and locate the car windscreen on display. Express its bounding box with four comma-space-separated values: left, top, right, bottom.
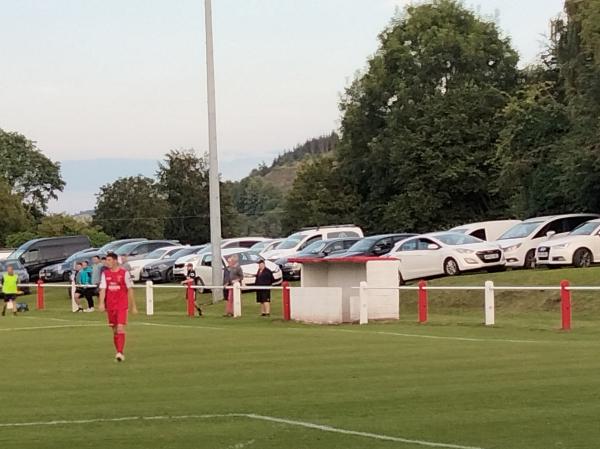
498, 221, 544, 240
172, 247, 202, 259
250, 241, 269, 251
8, 248, 26, 260
432, 233, 482, 246
0, 260, 21, 271
116, 242, 139, 255
277, 234, 305, 250
570, 222, 600, 236
346, 238, 377, 252
298, 241, 328, 255
146, 249, 168, 259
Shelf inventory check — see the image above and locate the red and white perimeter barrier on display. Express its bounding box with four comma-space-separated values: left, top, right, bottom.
18, 279, 597, 331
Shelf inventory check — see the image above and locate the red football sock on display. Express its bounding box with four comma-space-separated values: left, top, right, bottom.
117, 333, 126, 353
113, 334, 119, 351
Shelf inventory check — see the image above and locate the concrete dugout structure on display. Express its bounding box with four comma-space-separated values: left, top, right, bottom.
287, 257, 400, 324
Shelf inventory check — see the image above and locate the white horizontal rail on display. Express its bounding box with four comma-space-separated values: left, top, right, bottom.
353, 285, 600, 292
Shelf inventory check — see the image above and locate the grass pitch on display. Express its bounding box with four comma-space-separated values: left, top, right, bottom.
2, 267, 600, 449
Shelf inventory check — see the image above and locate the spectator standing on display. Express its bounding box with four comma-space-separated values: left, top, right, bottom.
223, 255, 243, 317
1, 265, 19, 316
255, 259, 274, 317
91, 255, 103, 297
73, 262, 85, 312
80, 261, 95, 312
181, 263, 202, 316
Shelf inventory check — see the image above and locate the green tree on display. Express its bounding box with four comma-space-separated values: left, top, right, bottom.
0, 181, 32, 246
336, 0, 520, 232
36, 214, 112, 247
0, 129, 65, 217
5, 231, 38, 248
282, 157, 360, 234
157, 150, 239, 243
233, 176, 283, 236
94, 176, 168, 239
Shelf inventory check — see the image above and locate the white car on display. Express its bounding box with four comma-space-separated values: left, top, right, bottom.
390, 232, 505, 283
127, 246, 185, 281
173, 238, 270, 279
262, 225, 364, 262
536, 219, 600, 268
250, 239, 283, 255
195, 248, 282, 287
450, 220, 521, 242
493, 214, 599, 269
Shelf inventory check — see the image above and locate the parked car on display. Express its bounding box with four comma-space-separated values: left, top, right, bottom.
172, 238, 270, 279
327, 234, 416, 259
262, 225, 364, 263
0, 259, 31, 294
8, 236, 91, 280
494, 214, 600, 269
277, 237, 362, 280
39, 248, 101, 282
98, 238, 146, 254
249, 239, 283, 255
141, 245, 206, 283
127, 246, 185, 281
390, 232, 505, 283
536, 218, 600, 268
195, 248, 282, 289
115, 240, 178, 259
449, 220, 522, 242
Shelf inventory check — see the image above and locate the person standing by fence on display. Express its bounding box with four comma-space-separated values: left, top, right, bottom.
80, 260, 95, 312
223, 255, 243, 317
255, 259, 274, 317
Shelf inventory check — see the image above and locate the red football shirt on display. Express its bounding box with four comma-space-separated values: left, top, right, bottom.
100, 268, 132, 310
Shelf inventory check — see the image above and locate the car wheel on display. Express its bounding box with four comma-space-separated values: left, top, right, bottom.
399, 271, 405, 286
444, 258, 460, 276
524, 250, 536, 269
573, 248, 593, 268
165, 268, 174, 283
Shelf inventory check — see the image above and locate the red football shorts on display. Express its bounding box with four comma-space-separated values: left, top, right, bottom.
106, 309, 128, 326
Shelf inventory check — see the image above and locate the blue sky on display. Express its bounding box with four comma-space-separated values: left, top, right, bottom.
0, 0, 565, 213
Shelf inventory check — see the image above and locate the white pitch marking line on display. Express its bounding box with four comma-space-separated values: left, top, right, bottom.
0, 413, 486, 449
0, 324, 105, 332
135, 322, 225, 331
335, 328, 543, 344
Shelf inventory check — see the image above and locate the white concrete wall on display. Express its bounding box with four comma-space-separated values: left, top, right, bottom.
366, 260, 399, 320
290, 287, 343, 324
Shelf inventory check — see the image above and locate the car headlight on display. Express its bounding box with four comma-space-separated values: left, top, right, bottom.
456, 249, 474, 254
504, 244, 522, 252
553, 243, 570, 249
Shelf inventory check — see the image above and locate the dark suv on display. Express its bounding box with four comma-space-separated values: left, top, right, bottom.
327, 234, 417, 259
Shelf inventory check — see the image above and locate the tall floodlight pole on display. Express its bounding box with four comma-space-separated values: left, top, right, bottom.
204, 0, 223, 303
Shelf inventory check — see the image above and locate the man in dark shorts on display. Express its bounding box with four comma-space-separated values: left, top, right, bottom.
255, 259, 274, 317
1, 264, 19, 316
98, 252, 137, 362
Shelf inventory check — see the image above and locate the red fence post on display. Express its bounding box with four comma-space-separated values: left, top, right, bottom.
282, 281, 291, 321
36, 279, 45, 310
418, 280, 428, 324
561, 280, 571, 331
186, 280, 195, 317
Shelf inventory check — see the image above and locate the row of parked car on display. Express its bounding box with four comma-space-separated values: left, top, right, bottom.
2, 213, 599, 289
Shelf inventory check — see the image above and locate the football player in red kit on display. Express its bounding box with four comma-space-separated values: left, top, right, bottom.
98, 252, 138, 362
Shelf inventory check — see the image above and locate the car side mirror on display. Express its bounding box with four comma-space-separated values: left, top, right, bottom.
427, 244, 440, 250
19, 257, 25, 264
546, 231, 556, 238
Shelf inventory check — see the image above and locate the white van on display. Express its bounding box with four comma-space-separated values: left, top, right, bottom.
262, 225, 364, 262
450, 220, 522, 242
494, 214, 600, 268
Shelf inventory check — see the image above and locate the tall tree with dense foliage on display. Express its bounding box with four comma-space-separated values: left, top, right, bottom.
333, 0, 520, 232
157, 150, 239, 243
233, 176, 283, 236
0, 129, 65, 218
94, 176, 168, 239
282, 157, 360, 234
37, 214, 112, 247
0, 181, 32, 246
